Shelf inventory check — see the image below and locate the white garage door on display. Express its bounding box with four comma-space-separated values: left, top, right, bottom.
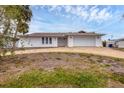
73, 36, 96, 46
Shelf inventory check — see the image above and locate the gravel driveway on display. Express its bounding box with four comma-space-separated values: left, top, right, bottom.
15, 47, 124, 59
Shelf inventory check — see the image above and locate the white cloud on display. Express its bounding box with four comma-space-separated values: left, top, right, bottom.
32, 5, 113, 24
89, 5, 98, 12
72, 6, 110, 23
49, 5, 58, 12
98, 8, 112, 20
65, 6, 72, 13
91, 8, 99, 17
88, 6, 112, 23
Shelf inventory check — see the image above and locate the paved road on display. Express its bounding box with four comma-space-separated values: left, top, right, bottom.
15, 47, 124, 59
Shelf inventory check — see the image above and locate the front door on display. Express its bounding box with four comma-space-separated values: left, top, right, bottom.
58, 37, 67, 47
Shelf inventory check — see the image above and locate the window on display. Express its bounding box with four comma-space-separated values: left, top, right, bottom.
49, 37, 52, 44
42, 37, 52, 44
42, 37, 44, 44
46, 37, 48, 44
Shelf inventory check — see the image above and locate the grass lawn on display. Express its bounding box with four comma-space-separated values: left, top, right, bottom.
0, 52, 124, 88
1, 68, 108, 88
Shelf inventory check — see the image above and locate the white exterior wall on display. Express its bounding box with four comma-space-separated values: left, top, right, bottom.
17, 35, 103, 48
68, 36, 73, 47
116, 41, 124, 48
17, 37, 58, 48
95, 36, 102, 47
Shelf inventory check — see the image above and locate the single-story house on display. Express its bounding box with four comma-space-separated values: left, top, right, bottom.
106, 39, 117, 48
106, 38, 124, 48
16, 31, 104, 48
116, 38, 124, 48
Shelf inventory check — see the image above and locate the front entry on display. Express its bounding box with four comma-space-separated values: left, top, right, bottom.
58, 37, 67, 47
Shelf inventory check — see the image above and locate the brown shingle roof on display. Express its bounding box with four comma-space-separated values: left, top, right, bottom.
19, 31, 105, 37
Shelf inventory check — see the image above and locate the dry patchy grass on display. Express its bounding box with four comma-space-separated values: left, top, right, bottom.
0, 52, 124, 88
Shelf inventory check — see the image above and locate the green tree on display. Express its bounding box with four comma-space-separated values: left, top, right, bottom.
0, 5, 32, 56
4, 5, 32, 51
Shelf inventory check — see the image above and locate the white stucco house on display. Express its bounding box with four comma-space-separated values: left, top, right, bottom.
106, 38, 124, 48
16, 31, 104, 48
115, 38, 124, 48
106, 39, 116, 47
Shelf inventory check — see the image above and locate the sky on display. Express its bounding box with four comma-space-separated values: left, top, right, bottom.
29, 5, 124, 40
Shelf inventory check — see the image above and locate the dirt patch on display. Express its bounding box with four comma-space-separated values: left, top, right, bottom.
107, 79, 124, 88
15, 47, 124, 59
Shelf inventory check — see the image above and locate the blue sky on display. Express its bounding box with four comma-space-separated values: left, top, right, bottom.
29, 5, 124, 40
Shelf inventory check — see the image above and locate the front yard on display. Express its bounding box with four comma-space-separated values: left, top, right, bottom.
0, 52, 124, 88
113, 48, 124, 52
15, 47, 124, 59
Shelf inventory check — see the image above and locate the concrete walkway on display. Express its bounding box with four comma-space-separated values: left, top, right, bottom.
15, 47, 124, 59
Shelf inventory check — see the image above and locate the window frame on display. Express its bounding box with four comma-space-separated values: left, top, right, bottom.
42, 37, 45, 44
46, 37, 48, 44
49, 37, 52, 44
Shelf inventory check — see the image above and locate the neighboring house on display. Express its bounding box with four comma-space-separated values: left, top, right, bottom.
106, 38, 124, 48
116, 38, 124, 48
16, 31, 104, 48
106, 39, 116, 48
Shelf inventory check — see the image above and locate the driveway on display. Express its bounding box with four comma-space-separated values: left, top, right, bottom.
15, 47, 124, 59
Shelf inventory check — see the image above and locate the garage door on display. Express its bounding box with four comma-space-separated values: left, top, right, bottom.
73, 36, 96, 46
